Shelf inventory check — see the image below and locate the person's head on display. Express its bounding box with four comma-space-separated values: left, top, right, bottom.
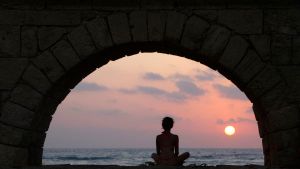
162, 117, 174, 131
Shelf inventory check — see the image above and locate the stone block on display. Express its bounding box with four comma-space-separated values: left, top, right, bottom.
0, 26, 20, 57
268, 128, 300, 164
252, 103, 265, 122
92, 0, 140, 10
181, 16, 210, 50
24, 11, 81, 25
129, 11, 148, 42
249, 35, 271, 61
107, 13, 132, 45
193, 10, 218, 22
0, 10, 24, 25
81, 11, 105, 22
0, 123, 45, 148
259, 82, 289, 113
36, 97, 58, 118
226, 1, 262, 9
0, 102, 35, 129
268, 131, 284, 153
177, 0, 226, 9
234, 50, 265, 86
267, 105, 299, 133
280, 128, 300, 151
218, 9, 262, 34
165, 12, 187, 43
38, 27, 66, 50
68, 25, 97, 60
278, 66, 300, 86
218, 35, 248, 71
245, 66, 281, 100
30, 132, 46, 147
200, 25, 231, 64
51, 40, 80, 70
46, 0, 92, 9
292, 36, 300, 64
0, 0, 45, 10
0, 91, 10, 102
271, 35, 292, 65
29, 147, 43, 165
10, 84, 43, 111
277, 148, 300, 167
86, 17, 113, 49
148, 11, 167, 42
33, 51, 65, 83
43, 86, 70, 109
35, 115, 53, 132
264, 9, 300, 34
21, 27, 38, 58
0, 58, 28, 90
0, 123, 30, 146
22, 65, 52, 94
277, 66, 300, 101
257, 120, 266, 138
262, 137, 270, 166
140, 0, 175, 9
0, 144, 28, 166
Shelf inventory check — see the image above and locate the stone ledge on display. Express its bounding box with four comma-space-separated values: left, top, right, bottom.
1, 0, 300, 10
0, 143, 28, 167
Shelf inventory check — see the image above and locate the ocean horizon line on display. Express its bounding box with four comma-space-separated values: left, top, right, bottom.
44, 147, 262, 149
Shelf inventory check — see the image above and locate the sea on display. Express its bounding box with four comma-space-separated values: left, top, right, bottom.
43, 148, 264, 166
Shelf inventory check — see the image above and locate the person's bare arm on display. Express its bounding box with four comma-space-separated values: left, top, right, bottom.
175, 135, 179, 156
156, 136, 160, 155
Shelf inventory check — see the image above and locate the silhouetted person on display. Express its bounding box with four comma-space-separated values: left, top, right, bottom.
151, 117, 190, 166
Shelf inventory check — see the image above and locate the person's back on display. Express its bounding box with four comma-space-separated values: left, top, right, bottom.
151, 117, 190, 166
156, 132, 178, 165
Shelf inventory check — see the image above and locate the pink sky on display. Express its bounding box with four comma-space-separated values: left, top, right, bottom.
44, 53, 262, 149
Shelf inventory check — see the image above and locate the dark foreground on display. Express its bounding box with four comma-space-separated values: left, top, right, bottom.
2, 165, 266, 169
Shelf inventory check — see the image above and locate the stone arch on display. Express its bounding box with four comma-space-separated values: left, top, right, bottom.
0, 10, 299, 168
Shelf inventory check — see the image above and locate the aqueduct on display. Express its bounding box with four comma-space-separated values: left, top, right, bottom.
0, 0, 300, 168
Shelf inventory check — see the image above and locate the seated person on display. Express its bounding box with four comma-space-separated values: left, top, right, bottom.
151, 117, 190, 166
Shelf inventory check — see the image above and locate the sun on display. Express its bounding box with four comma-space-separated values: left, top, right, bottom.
224, 126, 236, 136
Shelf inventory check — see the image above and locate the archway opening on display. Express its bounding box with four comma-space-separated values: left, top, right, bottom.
43, 52, 263, 166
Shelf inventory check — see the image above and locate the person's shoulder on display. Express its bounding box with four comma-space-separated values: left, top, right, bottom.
172, 133, 179, 138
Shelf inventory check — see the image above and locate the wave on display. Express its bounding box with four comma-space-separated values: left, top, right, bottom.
44, 155, 114, 161
43, 148, 264, 166
199, 155, 214, 159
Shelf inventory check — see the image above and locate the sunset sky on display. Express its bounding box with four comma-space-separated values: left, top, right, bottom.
44, 53, 262, 149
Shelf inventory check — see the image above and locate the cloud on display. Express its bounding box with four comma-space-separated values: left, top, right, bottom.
137, 86, 166, 96
137, 86, 187, 102
216, 117, 256, 125
74, 82, 108, 91
118, 86, 188, 102
175, 80, 205, 96
96, 109, 127, 116
71, 106, 127, 116
166, 92, 187, 102
195, 71, 216, 81
143, 72, 165, 81
118, 75, 206, 102
118, 88, 137, 94
169, 73, 193, 82
213, 84, 247, 100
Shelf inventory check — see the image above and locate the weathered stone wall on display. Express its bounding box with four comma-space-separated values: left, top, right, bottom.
0, 0, 300, 168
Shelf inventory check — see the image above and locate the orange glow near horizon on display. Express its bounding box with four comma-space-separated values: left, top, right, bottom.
45, 53, 261, 149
